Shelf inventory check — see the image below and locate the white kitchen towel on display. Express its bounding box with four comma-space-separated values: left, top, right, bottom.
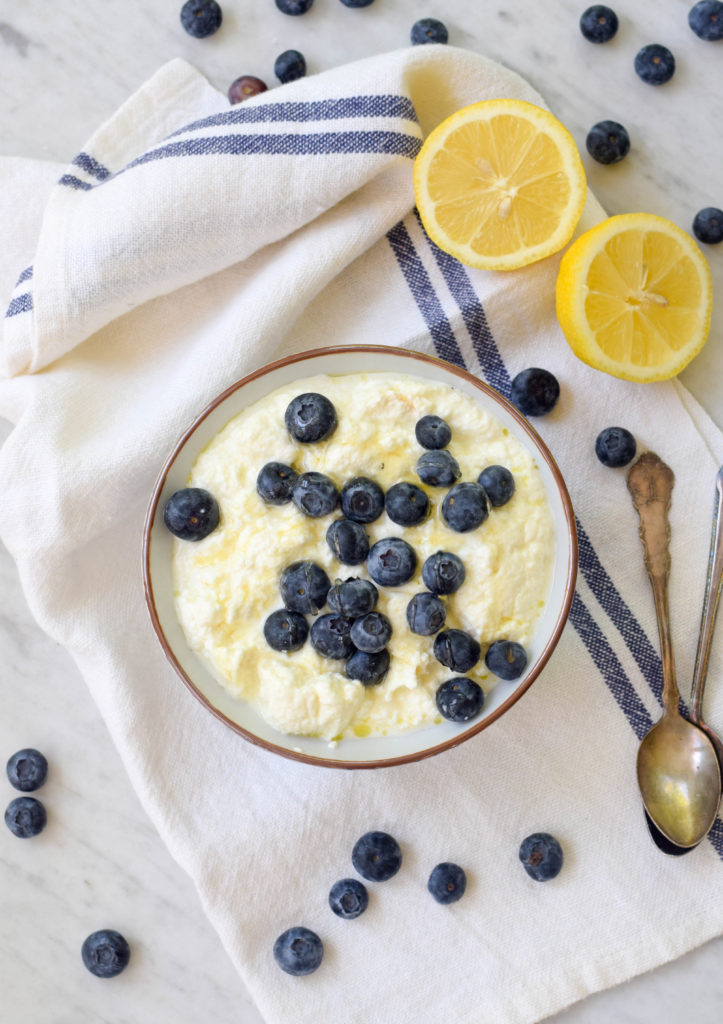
1, 45, 722, 1024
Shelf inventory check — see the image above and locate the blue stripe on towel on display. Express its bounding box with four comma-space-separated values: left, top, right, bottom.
5, 293, 33, 317
71, 152, 111, 181
15, 266, 33, 287
58, 174, 93, 191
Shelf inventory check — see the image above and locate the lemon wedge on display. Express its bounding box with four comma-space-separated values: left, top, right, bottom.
556, 213, 713, 382
413, 98, 587, 271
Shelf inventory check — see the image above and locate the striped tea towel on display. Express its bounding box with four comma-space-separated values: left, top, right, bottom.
1, 45, 723, 1024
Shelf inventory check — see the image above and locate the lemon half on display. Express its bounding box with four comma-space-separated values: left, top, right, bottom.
414, 98, 587, 271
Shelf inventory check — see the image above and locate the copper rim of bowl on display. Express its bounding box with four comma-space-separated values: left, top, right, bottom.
142, 345, 578, 769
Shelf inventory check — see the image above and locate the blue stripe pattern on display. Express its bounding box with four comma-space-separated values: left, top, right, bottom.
5, 293, 33, 317
58, 174, 93, 191
71, 151, 111, 181
15, 266, 33, 287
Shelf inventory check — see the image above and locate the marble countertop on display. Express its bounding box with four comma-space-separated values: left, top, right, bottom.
1, 1, 721, 1021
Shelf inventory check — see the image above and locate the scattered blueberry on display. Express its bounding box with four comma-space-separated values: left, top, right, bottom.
341, 476, 385, 523
329, 878, 369, 919
257, 462, 298, 505
435, 677, 484, 722
688, 1, 723, 40
339, 0, 375, 5
441, 482, 488, 533
385, 482, 429, 527
477, 465, 515, 508
510, 368, 560, 416
327, 577, 378, 618
163, 487, 220, 541
367, 538, 418, 587
519, 832, 564, 881
693, 207, 723, 245
406, 592, 446, 636
351, 831, 402, 881
284, 392, 337, 443
579, 5, 618, 43
427, 862, 467, 904
326, 518, 369, 565
180, 0, 222, 38
411, 17, 449, 44
274, 49, 307, 83
291, 471, 339, 518
310, 614, 354, 659
346, 648, 390, 686
586, 120, 630, 164
275, 0, 314, 14
634, 44, 675, 85
595, 426, 637, 467
273, 926, 323, 976
415, 414, 452, 450
485, 640, 528, 680
6, 748, 48, 792
279, 560, 330, 615
433, 630, 481, 673
81, 930, 131, 979
264, 609, 309, 652
416, 450, 461, 488
4, 796, 47, 838
422, 551, 466, 595
350, 612, 392, 653
228, 76, 268, 104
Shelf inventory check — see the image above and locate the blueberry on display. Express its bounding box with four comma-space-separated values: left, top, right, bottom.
519, 832, 564, 881
328, 877, 369, 919
340, 477, 385, 524
406, 592, 446, 636
579, 5, 618, 43
275, 0, 314, 13
367, 538, 417, 587
689, 1, 723, 40
693, 207, 723, 245
478, 465, 515, 507
4, 796, 47, 838
415, 414, 452, 449
485, 640, 528, 680
6, 748, 48, 792
326, 518, 369, 565
416, 450, 461, 488
279, 560, 330, 615
274, 49, 306, 83
327, 577, 378, 618
284, 392, 337, 442
411, 17, 448, 44
273, 926, 323, 976
585, 120, 630, 165
422, 551, 466, 595
427, 862, 467, 904
263, 609, 309, 652
339, 0, 375, 5
81, 930, 131, 978
163, 487, 220, 540
385, 482, 429, 527
228, 76, 268, 104
346, 648, 390, 686
435, 677, 484, 722
510, 368, 560, 416
310, 614, 354, 659
634, 44, 675, 85
256, 462, 298, 504
351, 830, 402, 881
350, 612, 392, 653
441, 482, 488, 533
180, 0, 222, 38
595, 426, 637, 467
291, 472, 339, 517
433, 630, 481, 673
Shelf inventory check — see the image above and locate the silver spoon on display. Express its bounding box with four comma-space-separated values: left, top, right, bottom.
628, 452, 722, 849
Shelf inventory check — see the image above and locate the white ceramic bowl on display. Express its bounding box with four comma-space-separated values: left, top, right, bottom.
143, 346, 577, 768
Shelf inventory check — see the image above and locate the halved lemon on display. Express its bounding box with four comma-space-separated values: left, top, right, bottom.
556, 213, 713, 382
413, 98, 587, 271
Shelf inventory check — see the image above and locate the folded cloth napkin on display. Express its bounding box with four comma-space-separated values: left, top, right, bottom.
2, 45, 723, 1024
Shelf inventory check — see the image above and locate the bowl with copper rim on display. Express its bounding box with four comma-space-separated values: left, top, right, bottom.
142, 345, 577, 768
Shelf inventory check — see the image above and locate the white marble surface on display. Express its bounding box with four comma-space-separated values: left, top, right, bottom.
0, 1, 721, 1021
